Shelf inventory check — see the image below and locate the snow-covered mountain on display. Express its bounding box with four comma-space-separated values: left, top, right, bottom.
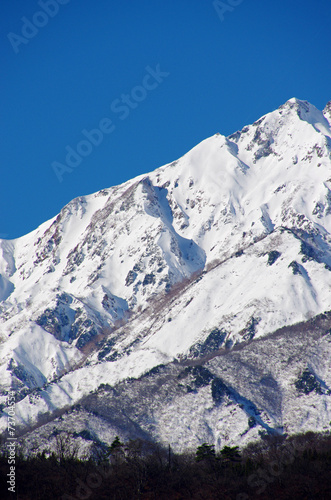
1, 98, 331, 453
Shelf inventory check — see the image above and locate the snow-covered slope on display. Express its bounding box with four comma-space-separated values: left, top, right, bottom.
1, 98, 331, 451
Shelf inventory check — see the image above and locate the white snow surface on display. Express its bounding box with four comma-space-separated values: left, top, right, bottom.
1, 98, 331, 447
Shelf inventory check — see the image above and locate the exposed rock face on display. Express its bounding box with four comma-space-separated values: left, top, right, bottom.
323, 100, 331, 124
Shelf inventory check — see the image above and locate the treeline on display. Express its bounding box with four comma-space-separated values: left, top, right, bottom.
0, 431, 330, 499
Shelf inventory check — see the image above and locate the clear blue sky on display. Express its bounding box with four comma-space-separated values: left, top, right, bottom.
1, 0, 331, 239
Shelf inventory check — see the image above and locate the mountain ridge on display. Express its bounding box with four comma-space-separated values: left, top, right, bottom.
1, 97, 331, 453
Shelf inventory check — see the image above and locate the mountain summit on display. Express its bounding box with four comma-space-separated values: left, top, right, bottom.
1, 98, 331, 452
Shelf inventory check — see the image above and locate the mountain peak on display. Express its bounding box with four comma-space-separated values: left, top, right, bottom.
279, 97, 316, 119
273, 97, 331, 137
286, 96, 309, 105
